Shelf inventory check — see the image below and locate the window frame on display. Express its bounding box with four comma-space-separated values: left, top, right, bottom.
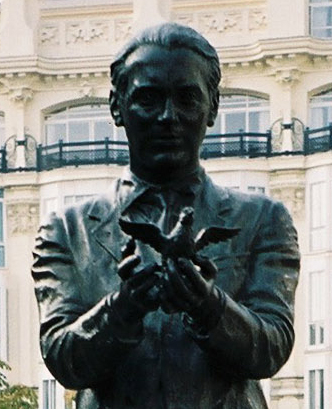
309, 0, 332, 39
44, 103, 125, 145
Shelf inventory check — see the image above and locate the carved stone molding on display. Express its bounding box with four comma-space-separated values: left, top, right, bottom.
66, 20, 109, 44
248, 8, 267, 31
114, 18, 133, 42
7, 202, 39, 236
79, 81, 95, 98
39, 24, 60, 45
173, 13, 195, 28
270, 184, 305, 219
270, 377, 304, 402
198, 11, 243, 34
8, 87, 33, 104
274, 68, 301, 85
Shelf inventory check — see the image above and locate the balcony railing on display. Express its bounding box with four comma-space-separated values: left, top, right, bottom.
1, 125, 332, 173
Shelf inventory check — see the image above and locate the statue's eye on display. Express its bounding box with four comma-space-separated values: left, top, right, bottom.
176, 88, 201, 106
132, 88, 159, 107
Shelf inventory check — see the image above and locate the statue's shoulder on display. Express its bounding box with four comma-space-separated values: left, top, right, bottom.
62, 178, 121, 223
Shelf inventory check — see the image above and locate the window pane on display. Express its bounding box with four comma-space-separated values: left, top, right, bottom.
309, 370, 316, 409
94, 120, 113, 141
46, 123, 66, 145
225, 112, 246, 133
68, 122, 89, 142
0, 203, 3, 242
319, 370, 324, 409
249, 111, 269, 132
310, 271, 325, 321
312, 7, 332, 27
43, 380, 49, 409
50, 380, 56, 409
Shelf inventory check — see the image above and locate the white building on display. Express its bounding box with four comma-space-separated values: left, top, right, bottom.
0, 0, 332, 408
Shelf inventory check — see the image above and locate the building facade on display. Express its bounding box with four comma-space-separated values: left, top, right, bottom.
0, 0, 332, 408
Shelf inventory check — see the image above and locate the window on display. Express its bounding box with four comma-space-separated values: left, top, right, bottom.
0, 190, 5, 268
64, 194, 94, 206
0, 114, 5, 148
248, 186, 265, 194
45, 104, 125, 145
309, 182, 327, 251
308, 271, 325, 346
42, 379, 56, 409
207, 95, 270, 135
309, 91, 332, 128
309, 0, 332, 38
309, 369, 324, 409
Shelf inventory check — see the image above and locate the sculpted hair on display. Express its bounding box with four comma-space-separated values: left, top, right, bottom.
110, 23, 221, 101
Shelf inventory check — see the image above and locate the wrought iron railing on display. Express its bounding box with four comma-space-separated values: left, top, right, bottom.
303, 125, 332, 154
1, 125, 332, 172
36, 138, 129, 171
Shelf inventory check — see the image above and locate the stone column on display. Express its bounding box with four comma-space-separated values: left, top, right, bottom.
5, 187, 40, 387
8, 87, 33, 168
269, 169, 305, 409
0, 0, 39, 57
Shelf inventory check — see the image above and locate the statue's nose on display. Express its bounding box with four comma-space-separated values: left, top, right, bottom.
158, 98, 177, 123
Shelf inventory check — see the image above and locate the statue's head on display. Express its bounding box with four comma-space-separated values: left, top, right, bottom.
110, 23, 221, 119
109, 23, 221, 182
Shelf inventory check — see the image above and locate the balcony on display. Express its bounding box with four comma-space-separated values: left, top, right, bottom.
1, 125, 332, 173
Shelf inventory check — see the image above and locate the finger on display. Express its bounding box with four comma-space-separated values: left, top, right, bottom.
131, 275, 160, 303
165, 261, 199, 307
127, 263, 160, 287
118, 254, 141, 280
193, 255, 217, 280
121, 238, 136, 259
176, 258, 208, 297
161, 279, 193, 313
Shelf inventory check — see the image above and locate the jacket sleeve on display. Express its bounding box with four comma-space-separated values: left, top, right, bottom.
184, 199, 300, 380
31, 209, 143, 390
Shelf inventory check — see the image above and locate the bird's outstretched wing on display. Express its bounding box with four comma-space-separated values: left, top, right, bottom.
195, 226, 240, 252
119, 218, 166, 254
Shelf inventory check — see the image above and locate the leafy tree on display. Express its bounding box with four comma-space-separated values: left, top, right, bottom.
0, 360, 38, 409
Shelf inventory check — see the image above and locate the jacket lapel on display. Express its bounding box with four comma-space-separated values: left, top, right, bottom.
87, 179, 149, 263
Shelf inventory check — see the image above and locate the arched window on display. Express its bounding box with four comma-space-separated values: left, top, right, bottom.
309, 91, 332, 128
207, 94, 270, 136
44, 103, 125, 145
0, 113, 5, 147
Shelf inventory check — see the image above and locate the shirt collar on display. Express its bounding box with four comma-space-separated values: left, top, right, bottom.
118, 166, 206, 212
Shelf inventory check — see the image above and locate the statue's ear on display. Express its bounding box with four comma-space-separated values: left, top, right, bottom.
207, 90, 220, 127
109, 90, 124, 127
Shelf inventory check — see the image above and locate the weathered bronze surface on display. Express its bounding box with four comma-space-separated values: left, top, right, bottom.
32, 23, 300, 409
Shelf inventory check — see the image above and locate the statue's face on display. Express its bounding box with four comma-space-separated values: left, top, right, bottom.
118, 45, 214, 179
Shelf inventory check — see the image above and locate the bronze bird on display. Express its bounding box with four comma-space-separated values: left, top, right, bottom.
119, 206, 240, 263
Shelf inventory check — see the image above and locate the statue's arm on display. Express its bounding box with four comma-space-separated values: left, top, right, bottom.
184, 200, 300, 379
31, 210, 143, 390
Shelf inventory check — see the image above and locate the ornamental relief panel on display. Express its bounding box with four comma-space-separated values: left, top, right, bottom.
114, 18, 133, 42
39, 16, 133, 52
66, 20, 109, 44
40, 24, 60, 45
198, 11, 243, 34
174, 7, 267, 36
7, 202, 39, 235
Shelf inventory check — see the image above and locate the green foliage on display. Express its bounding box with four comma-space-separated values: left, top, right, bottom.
0, 361, 38, 409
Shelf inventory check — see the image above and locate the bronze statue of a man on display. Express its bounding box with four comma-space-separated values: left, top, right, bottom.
32, 23, 300, 409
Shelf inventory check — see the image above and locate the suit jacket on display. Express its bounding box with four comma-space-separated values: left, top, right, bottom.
31, 171, 300, 409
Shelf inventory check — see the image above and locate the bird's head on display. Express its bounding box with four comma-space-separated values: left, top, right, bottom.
179, 207, 194, 226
